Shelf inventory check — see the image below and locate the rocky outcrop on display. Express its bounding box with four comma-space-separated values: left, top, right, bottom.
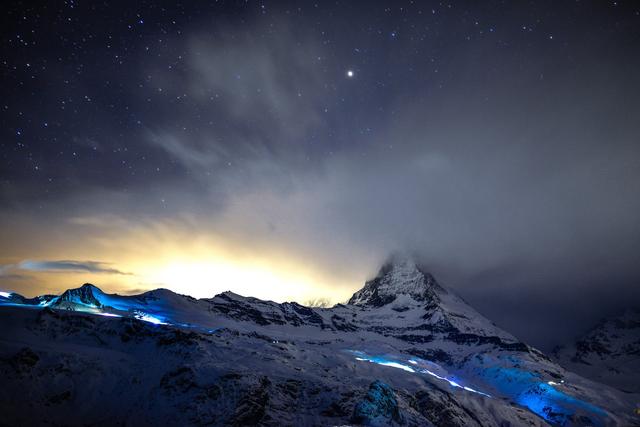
352, 380, 403, 426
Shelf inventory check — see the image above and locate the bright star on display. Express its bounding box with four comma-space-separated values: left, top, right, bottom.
347, 70, 354, 78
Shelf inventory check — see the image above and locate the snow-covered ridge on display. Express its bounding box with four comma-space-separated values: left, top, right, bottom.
1, 259, 639, 425
0, 259, 516, 343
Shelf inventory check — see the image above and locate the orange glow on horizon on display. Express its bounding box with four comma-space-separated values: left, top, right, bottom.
0, 213, 367, 304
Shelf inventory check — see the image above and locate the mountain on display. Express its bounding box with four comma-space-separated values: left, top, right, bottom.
0, 290, 57, 306
553, 308, 640, 394
1, 258, 638, 426
347, 258, 523, 344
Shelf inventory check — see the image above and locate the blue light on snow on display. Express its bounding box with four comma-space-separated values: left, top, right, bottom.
349, 350, 491, 398
133, 310, 167, 325
358, 357, 416, 373
478, 365, 607, 426
0, 289, 179, 328
350, 350, 609, 426
39, 297, 56, 307
96, 312, 122, 318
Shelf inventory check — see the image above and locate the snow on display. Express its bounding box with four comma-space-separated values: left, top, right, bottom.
95, 312, 122, 318
349, 258, 438, 305
350, 350, 492, 398
133, 310, 167, 325
0, 258, 638, 425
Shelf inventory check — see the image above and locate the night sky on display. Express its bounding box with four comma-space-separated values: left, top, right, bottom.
2, 0, 640, 349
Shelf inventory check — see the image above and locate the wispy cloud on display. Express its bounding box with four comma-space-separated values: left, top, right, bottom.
18, 260, 132, 275
144, 21, 328, 183
0, 264, 30, 281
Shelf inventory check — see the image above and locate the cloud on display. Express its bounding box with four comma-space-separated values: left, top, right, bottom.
18, 260, 132, 275
0, 264, 30, 281
141, 20, 331, 197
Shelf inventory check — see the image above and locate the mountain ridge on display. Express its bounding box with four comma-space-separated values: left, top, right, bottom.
1, 258, 638, 425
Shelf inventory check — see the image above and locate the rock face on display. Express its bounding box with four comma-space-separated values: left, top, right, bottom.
351, 380, 403, 426
55, 283, 104, 309
554, 308, 640, 393
0, 256, 638, 426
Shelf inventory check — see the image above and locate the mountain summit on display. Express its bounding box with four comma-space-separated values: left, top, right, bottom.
348, 257, 444, 306
347, 256, 517, 343
55, 283, 104, 309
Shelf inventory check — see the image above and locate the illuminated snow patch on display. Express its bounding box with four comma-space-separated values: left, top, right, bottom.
516, 383, 606, 426
133, 310, 167, 325
0, 291, 12, 298
479, 366, 606, 426
39, 297, 57, 307
350, 351, 491, 398
96, 312, 122, 318
356, 357, 416, 373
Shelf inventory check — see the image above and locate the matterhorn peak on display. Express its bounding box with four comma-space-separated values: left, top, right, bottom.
348, 255, 444, 307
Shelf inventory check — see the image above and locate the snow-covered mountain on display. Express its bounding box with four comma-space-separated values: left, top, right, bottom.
0, 258, 638, 426
553, 308, 640, 394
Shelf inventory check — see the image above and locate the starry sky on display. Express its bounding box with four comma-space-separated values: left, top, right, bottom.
1, 0, 640, 349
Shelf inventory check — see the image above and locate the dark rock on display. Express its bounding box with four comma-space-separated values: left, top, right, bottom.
160, 366, 197, 393
395, 334, 434, 344
352, 380, 403, 426
445, 332, 529, 352
210, 294, 274, 326
47, 390, 72, 405
11, 347, 40, 373
414, 387, 482, 427
231, 377, 271, 426
331, 314, 359, 332
406, 348, 454, 366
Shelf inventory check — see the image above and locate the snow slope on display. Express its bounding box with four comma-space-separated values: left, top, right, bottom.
1, 258, 638, 426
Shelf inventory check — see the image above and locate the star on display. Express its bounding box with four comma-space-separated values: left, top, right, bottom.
346, 70, 354, 78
